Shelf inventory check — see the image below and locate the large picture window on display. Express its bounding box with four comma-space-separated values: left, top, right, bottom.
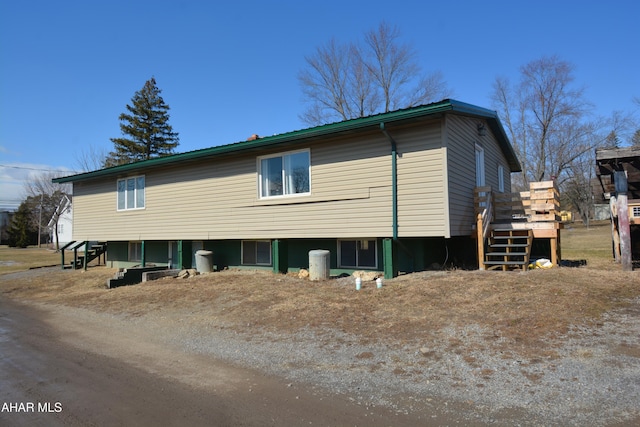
117, 176, 145, 210
338, 239, 377, 269
242, 240, 272, 265
259, 150, 310, 198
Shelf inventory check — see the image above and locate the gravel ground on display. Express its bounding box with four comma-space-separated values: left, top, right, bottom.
106, 297, 640, 426
2, 267, 639, 425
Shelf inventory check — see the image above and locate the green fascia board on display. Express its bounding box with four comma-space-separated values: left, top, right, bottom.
53, 99, 520, 184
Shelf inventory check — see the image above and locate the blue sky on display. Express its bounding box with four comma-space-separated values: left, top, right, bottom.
1, 0, 638, 210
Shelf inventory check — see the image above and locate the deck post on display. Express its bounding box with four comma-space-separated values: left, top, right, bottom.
476, 213, 485, 270
141, 240, 146, 267
615, 171, 632, 271
610, 196, 621, 262
550, 234, 558, 267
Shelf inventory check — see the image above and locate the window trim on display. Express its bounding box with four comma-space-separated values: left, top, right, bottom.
257, 149, 311, 199
117, 175, 145, 211
497, 164, 505, 193
338, 239, 378, 269
241, 240, 272, 266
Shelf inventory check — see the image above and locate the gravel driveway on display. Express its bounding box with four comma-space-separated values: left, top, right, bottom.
2, 267, 639, 425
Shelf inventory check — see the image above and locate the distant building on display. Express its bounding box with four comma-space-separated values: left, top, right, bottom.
47, 195, 73, 248
0, 210, 15, 245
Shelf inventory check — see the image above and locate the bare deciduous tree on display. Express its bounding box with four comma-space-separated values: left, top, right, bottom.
299, 22, 451, 126
75, 144, 110, 172
492, 56, 593, 188
24, 171, 71, 249
492, 55, 636, 223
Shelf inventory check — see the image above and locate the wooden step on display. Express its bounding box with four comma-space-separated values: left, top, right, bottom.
484, 260, 528, 266
482, 227, 533, 271
486, 252, 528, 257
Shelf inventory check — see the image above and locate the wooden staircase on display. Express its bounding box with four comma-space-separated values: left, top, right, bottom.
74, 242, 107, 269
61, 241, 107, 269
483, 228, 533, 271
475, 181, 562, 271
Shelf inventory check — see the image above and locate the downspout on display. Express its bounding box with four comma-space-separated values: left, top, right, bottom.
380, 123, 415, 275
380, 123, 398, 239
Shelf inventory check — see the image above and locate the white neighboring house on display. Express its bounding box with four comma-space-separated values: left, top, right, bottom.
48, 195, 73, 248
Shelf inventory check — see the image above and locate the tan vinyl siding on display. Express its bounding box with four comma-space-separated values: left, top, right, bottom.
71, 116, 502, 242
72, 132, 395, 241
445, 114, 511, 236
395, 123, 447, 237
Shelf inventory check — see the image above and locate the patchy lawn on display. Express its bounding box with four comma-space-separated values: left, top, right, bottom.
1, 221, 637, 360
0, 245, 61, 274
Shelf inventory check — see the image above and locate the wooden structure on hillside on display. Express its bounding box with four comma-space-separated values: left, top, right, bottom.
595, 147, 640, 270
475, 181, 562, 271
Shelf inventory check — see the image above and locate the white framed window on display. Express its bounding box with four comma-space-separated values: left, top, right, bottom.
338, 239, 377, 269
117, 176, 145, 210
242, 240, 272, 265
498, 165, 505, 192
632, 206, 640, 218
475, 144, 485, 187
258, 149, 310, 198
129, 241, 142, 262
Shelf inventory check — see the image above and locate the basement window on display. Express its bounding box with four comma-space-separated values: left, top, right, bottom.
338, 239, 377, 269
242, 240, 272, 266
129, 242, 142, 262
117, 176, 145, 210
258, 150, 310, 198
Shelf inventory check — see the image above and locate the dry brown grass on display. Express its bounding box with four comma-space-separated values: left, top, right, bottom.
1, 221, 638, 359
0, 246, 61, 274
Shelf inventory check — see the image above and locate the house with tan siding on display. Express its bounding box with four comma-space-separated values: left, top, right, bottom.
53, 99, 521, 278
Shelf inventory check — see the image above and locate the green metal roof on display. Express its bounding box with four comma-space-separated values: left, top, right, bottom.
53, 99, 521, 184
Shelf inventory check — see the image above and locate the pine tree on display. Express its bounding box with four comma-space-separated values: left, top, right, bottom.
107, 77, 179, 166
7, 202, 37, 248
632, 129, 640, 146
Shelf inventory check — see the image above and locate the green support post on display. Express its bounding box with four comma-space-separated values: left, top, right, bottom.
84, 241, 89, 271
272, 239, 288, 274
141, 240, 146, 267
177, 240, 184, 270
383, 238, 397, 279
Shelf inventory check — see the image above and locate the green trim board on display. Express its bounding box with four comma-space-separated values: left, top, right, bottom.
53, 99, 520, 185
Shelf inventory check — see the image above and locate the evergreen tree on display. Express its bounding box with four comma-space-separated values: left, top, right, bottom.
7, 202, 37, 248
632, 129, 640, 146
605, 130, 620, 148
107, 77, 179, 166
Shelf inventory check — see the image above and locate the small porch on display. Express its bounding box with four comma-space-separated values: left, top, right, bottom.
474, 181, 563, 271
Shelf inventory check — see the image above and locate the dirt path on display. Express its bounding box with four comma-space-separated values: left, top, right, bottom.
0, 299, 460, 427
1, 264, 639, 425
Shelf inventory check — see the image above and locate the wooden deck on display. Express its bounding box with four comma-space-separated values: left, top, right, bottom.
475, 181, 562, 270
